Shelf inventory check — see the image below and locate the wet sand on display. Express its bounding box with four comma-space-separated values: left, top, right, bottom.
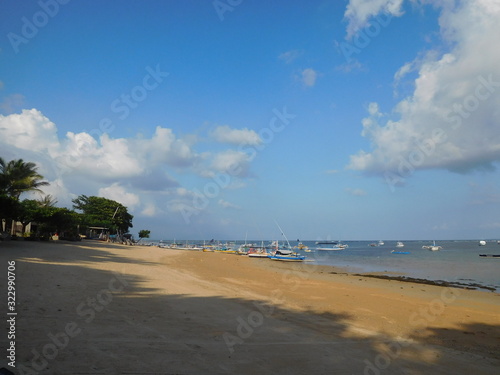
0, 240, 499, 374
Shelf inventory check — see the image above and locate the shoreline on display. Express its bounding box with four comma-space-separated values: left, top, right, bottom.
1, 239, 499, 374
158, 244, 500, 292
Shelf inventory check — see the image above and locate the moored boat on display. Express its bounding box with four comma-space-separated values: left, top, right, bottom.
423, 240, 442, 251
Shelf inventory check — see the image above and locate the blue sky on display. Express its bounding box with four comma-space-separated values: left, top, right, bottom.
1, 0, 499, 241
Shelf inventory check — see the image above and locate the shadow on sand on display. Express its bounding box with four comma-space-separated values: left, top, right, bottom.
0, 240, 498, 374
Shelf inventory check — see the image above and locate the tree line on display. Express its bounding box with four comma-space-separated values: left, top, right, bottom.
0, 157, 135, 241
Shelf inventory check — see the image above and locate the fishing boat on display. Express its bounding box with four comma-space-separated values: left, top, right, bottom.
268, 252, 306, 262
247, 246, 270, 258
316, 244, 344, 251
269, 221, 307, 261
422, 240, 442, 251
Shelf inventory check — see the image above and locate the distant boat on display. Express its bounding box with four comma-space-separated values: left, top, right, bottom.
247, 246, 270, 258
378, 240, 384, 246
422, 241, 442, 251
315, 240, 339, 245
479, 254, 500, 258
316, 242, 348, 251
391, 250, 410, 254
396, 241, 404, 247
479, 240, 487, 246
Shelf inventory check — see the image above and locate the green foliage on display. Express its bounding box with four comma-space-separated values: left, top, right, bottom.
72, 195, 133, 233
138, 229, 151, 239
0, 157, 49, 200
0, 156, 135, 239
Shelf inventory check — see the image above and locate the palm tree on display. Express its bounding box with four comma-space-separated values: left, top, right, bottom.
0, 157, 49, 200
37, 194, 58, 207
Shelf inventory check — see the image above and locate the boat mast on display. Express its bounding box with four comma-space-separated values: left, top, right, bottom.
274, 220, 292, 249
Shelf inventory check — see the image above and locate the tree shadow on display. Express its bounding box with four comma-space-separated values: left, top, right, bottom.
1, 241, 499, 374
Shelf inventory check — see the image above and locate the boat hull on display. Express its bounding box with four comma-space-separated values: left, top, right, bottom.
268, 255, 306, 262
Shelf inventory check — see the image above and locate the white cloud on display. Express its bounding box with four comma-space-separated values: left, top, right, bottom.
0, 109, 59, 154
278, 49, 303, 64
138, 126, 197, 167
0, 108, 259, 225
218, 199, 241, 209
210, 125, 261, 146
301, 68, 318, 87
140, 203, 159, 217
347, 0, 500, 178
344, 0, 404, 39
98, 183, 140, 209
210, 150, 251, 177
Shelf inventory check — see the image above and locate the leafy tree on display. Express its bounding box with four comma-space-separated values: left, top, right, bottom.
138, 229, 151, 240
35, 206, 81, 239
0, 157, 49, 200
72, 195, 133, 233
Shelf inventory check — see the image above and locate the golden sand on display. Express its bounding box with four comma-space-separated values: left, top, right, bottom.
1, 240, 498, 374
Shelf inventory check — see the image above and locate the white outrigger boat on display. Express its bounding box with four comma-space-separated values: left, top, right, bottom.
422, 240, 442, 251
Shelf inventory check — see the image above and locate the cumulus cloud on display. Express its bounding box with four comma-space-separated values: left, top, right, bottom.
347, 0, 500, 181
0, 109, 59, 154
98, 183, 140, 209
210, 150, 252, 177
301, 68, 318, 87
344, 0, 404, 39
138, 126, 197, 167
0, 108, 257, 225
210, 125, 261, 146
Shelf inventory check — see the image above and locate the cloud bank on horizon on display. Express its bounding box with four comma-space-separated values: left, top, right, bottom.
0, 108, 257, 218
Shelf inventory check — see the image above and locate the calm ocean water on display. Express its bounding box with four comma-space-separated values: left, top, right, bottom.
152, 239, 500, 292
299, 240, 500, 292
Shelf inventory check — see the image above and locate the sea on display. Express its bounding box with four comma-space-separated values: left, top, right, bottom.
149, 239, 500, 292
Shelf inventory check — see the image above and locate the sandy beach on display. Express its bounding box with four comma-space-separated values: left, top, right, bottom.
1, 240, 499, 374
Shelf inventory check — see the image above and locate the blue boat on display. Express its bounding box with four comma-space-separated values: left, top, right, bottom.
391, 250, 410, 254
268, 253, 306, 262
